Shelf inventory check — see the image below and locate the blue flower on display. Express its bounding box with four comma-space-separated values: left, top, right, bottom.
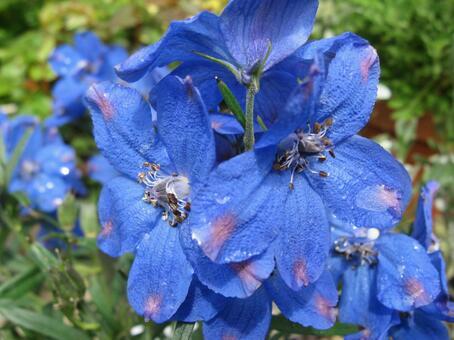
388, 181, 453, 339
329, 181, 453, 339
47, 32, 128, 126
183, 32, 411, 297
116, 0, 321, 126
85, 75, 221, 323
2, 114, 84, 212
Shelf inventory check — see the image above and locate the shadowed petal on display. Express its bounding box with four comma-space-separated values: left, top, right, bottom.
266, 271, 337, 329
390, 311, 449, 340
203, 288, 271, 340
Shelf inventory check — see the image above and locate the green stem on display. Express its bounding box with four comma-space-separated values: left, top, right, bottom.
243, 84, 257, 150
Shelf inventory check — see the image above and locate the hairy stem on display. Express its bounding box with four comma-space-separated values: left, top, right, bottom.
243, 84, 257, 150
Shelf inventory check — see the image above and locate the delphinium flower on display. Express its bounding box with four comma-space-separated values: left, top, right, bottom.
2, 114, 84, 212
48, 31, 128, 126
388, 181, 454, 339
85, 75, 226, 323
327, 181, 453, 339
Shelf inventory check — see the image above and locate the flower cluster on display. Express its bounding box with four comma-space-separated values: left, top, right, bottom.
83, 1, 453, 339
47, 31, 128, 126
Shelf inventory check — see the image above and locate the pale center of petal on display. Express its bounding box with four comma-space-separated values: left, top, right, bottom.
20, 160, 39, 180
273, 118, 335, 189
138, 162, 191, 227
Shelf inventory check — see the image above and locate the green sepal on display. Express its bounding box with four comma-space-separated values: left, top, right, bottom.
216, 77, 246, 127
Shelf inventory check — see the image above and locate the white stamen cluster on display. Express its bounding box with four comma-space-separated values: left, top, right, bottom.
138, 162, 191, 227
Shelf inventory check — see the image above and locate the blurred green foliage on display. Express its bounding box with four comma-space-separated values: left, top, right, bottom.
316, 0, 454, 145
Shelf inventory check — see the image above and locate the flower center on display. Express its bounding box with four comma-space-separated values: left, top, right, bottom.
273, 118, 334, 189
20, 160, 39, 180
137, 162, 191, 227
334, 228, 381, 266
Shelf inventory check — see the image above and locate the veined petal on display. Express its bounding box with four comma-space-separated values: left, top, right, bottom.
85, 81, 171, 179
154, 76, 215, 184
203, 288, 271, 340
189, 148, 281, 264
97, 176, 159, 257
308, 135, 412, 229
266, 271, 337, 330
127, 221, 193, 323
116, 12, 231, 82
220, 0, 318, 71
376, 233, 440, 311
276, 175, 330, 290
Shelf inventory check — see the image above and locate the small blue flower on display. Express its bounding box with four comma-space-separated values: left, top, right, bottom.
47, 32, 128, 126
85, 75, 220, 323
2, 114, 84, 212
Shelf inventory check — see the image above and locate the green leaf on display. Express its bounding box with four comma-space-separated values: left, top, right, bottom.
271, 315, 358, 336
0, 266, 43, 299
256, 115, 268, 131
173, 321, 195, 340
0, 305, 90, 340
216, 78, 246, 127
29, 243, 59, 271
4, 127, 32, 186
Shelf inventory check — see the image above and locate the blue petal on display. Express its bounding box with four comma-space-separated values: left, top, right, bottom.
2, 115, 40, 159
390, 311, 449, 340
276, 175, 330, 290
412, 181, 440, 249
181, 225, 274, 298
88, 154, 119, 184
327, 254, 348, 285
27, 174, 69, 213
48, 45, 84, 77
266, 271, 337, 329
189, 148, 282, 263
376, 233, 440, 311
49, 77, 87, 126
127, 222, 194, 323
85, 81, 171, 179
154, 76, 216, 184
97, 176, 159, 257
203, 288, 271, 340
220, 0, 318, 71
306, 33, 379, 144
74, 31, 105, 63
116, 12, 231, 82
339, 266, 394, 339
308, 135, 412, 229
172, 278, 226, 322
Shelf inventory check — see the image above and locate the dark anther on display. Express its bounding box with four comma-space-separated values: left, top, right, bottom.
319, 171, 329, 177
184, 202, 191, 211
329, 149, 336, 158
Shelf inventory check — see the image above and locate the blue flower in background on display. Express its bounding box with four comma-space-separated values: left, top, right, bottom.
183, 32, 412, 297
47, 31, 128, 126
2, 114, 84, 212
329, 181, 452, 339
85, 75, 222, 323
388, 181, 454, 339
